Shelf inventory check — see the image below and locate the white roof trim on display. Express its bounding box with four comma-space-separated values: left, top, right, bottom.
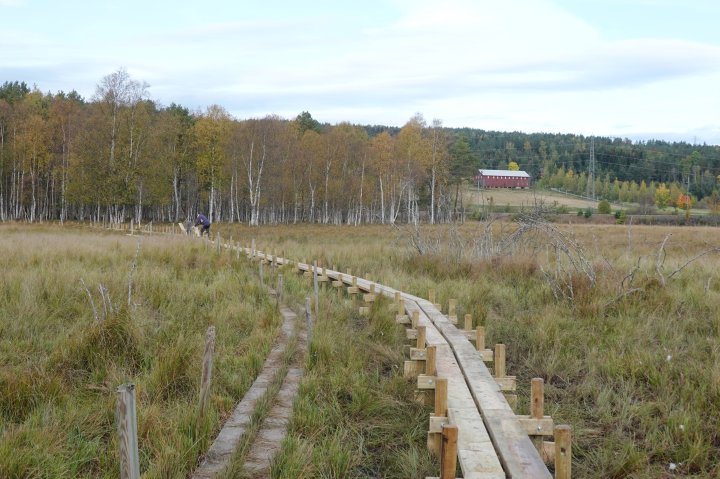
478, 169, 530, 178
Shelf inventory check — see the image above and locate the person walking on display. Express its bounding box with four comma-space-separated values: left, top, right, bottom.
195, 213, 211, 237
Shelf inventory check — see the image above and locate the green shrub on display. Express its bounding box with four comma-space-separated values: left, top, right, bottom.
614, 210, 626, 224
583, 208, 593, 218
598, 200, 611, 214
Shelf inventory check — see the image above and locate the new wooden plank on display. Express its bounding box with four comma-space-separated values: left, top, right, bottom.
415, 299, 551, 479
297, 264, 506, 478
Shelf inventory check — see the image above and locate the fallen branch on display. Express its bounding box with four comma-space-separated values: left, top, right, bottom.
667, 247, 720, 281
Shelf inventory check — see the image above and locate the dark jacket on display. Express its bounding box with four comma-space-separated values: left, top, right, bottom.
195, 214, 210, 227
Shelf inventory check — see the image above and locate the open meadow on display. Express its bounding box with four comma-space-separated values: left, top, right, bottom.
212, 220, 720, 478
2, 220, 720, 478
0, 224, 434, 478
464, 187, 601, 212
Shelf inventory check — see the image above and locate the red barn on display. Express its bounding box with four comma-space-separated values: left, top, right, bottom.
475, 169, 530, 188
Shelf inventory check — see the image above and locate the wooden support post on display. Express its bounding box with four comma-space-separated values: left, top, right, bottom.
530, 377, 546, 456
464, 314, 472, 331
495, 343, 506, 378
435, 377, 448, 416
198, 326, 216, 419
476, 326, 485, 351
417, 326, 427, 349
395, 298, 408, 323
440, 424, 458, 479
305, 297, 313, 343
412, 310, 420, 329
531, 377, 544, 419
313, 260, 319, 315
428, 376, 448, 457
349, 276, 358, 303
426, 345, 437, 376
394, 291, 401, 310
429, 288, 436, 304
116, 384, 140, 479
276, 274, 284, 303
554, 425, 572, 479
448, 299, 456, 317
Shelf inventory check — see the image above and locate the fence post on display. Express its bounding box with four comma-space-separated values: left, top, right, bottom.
476, 326, 485, 351
495, 343, 506, 378
305, 296, 313, 342
313, 260, 319, 315
417, 326, 427, 349
276, 274, 284, 303
198, 326, 216, 420
554, 425, 572, 479
116, 383, 140, 479
426, 345, 437, 376
440, 424, 458, 479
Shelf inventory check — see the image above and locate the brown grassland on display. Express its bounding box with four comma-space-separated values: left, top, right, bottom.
214, 221, 720, 479
2, 220, 720, 478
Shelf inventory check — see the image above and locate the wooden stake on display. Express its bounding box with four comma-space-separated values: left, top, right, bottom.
440, 424, 458, 479
554, 425, 572, 479
448, 299, 456, 316
429, 288, 436, 304
435, 377, 448, 417
199, 326, 216, 419
495, 343, 506, 378
305, 297, 313, 342
531, 378, 544, 419
276, 274, 284, 303
412, 310, 420, 329
426, 345, 437, 376
428, 375, 448, 457
116, 383, 140, 479
476, 326, 485, 351
313, 260, 319, 315
417, 326, 427, 349
464, 314, 472, 331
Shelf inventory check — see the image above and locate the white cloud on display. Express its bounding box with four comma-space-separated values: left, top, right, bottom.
1, 0, 718, 143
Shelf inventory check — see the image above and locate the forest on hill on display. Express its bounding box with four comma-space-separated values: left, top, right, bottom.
2, 71, 719, 224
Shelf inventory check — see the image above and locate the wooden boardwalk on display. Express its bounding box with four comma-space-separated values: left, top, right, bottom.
290, 259, 553, 479
207, 242, 562, 478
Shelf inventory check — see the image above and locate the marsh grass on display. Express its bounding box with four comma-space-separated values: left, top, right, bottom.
219, 222, 720, 478
265, 270, 436, 478
0, 226, 279, 478
5, 222, 720, 477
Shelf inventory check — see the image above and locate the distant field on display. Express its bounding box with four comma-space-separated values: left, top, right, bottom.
464, 186, 601, 210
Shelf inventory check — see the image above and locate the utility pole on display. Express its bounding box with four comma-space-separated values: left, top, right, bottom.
586, 137, 596, 201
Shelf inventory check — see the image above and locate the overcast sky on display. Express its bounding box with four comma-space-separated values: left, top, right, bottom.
2, 0, 720, 144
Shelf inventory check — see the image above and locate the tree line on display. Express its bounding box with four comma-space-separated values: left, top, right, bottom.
1, 70, 719, 224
